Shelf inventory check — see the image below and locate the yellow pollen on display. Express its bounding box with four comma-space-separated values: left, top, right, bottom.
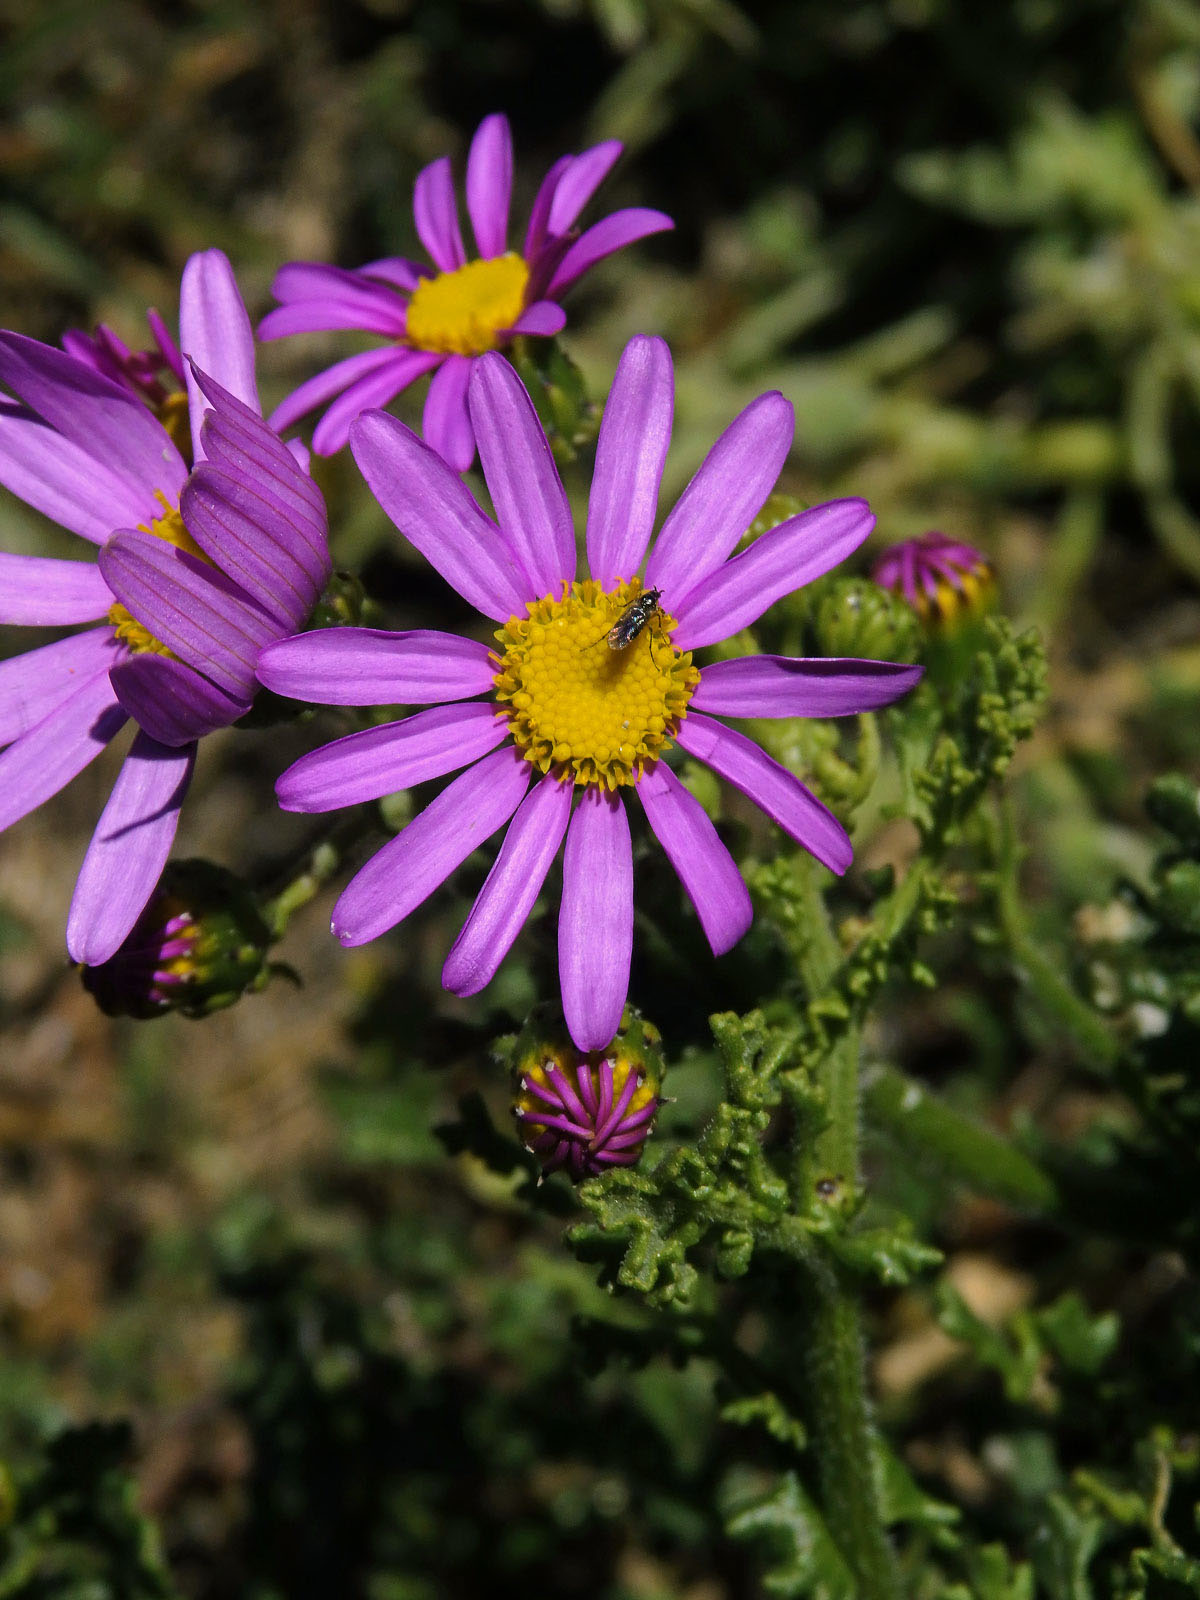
107, 492, 209, 657
405, 254, 530, 357
492, 578, 700, 790
155, 391, 192, 463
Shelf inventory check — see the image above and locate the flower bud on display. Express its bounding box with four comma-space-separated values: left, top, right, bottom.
510, 1007, 665, 1181
82, 860, 273, 1020
812, 576, 921, 662
870, 532, 993, 630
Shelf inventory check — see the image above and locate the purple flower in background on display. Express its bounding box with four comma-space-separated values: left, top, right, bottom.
0, 249, 331, 966
62, 309, 185, 409
257, 336, 922, 1052
259, 113, 674, 468
871, 531, 993, 625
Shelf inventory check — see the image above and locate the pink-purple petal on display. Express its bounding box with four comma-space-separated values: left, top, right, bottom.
98, 530, 276, 702
360, 257, 427, 291
587, 334, 673, 585
331, 746, 531, 946
277, 701, 505, 812
269, 348, 404, 436
469, 353, 575, 593
0, 554, 112, 624
311, 349, 442, 457
350, 408, 534, 620
188, 434, 331, 603
179, 249, 260, 461
0, 333, 185, 513
412, 156, 467, 273
672, 498, 875, 651
645, 391, 794, 608
524, 155, 573, 261
546, 208, 675, 297
147, 309, 184, 383
0, 398, 146, 544
256, 626, 497, 706
675, 712, 852, 875
442, 771, 572, 996
422, 354, 476, 473
0, 627, 121, 748
270, 261, 409, 319
66, 731, 195, 965
466, 113, 513, 259
637, 761, 752, 956
692, 656, 924, 719
180, 465, 328, 631
558, 788, 633, 1053
547, 140, 623, 235
191, 370, 328, 544
505, 301, 567, 337
108, 653, 251, 746
0, 672, 127, 833
258, 298, 407, 340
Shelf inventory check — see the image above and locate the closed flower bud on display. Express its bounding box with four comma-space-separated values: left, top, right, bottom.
511, 1007, 665, 1181
813, 576, 921, 663
82, 860, 273, 1020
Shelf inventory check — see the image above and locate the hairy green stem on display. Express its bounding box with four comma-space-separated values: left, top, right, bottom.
780, 861, 901, 1599
801, 1266, 902, 1600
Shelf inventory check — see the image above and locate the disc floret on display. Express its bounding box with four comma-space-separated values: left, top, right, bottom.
492, 578, 700, 790
107, 494, 206, 657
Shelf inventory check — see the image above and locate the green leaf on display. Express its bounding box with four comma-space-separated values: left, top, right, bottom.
723, 1471, 856, 1600
1030, 1492, 1104, 1600
826, 1222, 943, 1287
1034, 1293, 1120, 1377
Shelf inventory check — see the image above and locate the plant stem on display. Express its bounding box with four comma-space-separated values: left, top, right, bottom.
781, 860, 901, 1600
260, 812, 375, 940
801, 1263, 902, 1600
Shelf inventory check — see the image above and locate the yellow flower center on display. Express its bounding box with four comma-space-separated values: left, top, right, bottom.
107, 494, 208, 657
492, 579, 700, 790
405, 254, 530, 357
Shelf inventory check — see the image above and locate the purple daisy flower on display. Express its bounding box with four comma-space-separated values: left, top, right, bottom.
0, 249, 331, 966
258, 113, 674, 468
257, 336, 922, 1051
871, 531, 993, 625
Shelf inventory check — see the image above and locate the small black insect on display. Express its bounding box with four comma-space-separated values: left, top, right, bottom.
608, 588, 663, 650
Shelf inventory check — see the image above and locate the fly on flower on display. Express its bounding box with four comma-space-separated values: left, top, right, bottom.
608, 587, 663, 650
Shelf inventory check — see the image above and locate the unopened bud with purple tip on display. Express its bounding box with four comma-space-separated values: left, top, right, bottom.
82, 860, 273, 1020
511, 1007, 665, 1181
